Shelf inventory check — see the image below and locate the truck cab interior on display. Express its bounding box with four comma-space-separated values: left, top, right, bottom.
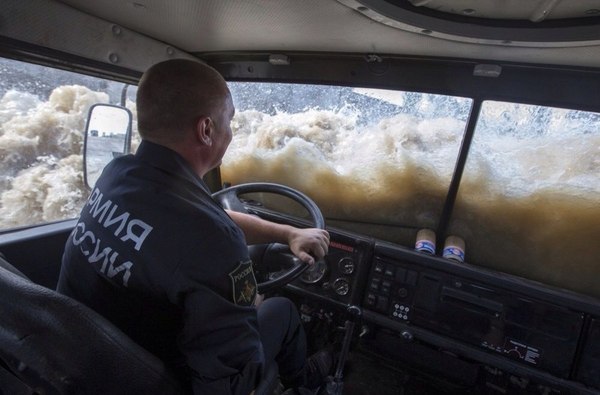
1, 1, 599, 394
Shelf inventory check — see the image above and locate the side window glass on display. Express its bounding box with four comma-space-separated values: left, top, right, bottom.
224, 82, 472, 245
452, 101, 600, 298
0, 58, 134, 230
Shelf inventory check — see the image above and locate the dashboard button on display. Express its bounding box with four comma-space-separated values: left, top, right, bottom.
370, 277, 381, 291
366, 293, 376, 307
374, 261, 385, 273
384, 264, 395, 277
381, 280, 391, 295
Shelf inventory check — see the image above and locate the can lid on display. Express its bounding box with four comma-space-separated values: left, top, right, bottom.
444, 235, 465, 250
416, 228, 436, 243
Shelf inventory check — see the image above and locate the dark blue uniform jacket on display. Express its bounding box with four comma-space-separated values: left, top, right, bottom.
58, 140, 262, 395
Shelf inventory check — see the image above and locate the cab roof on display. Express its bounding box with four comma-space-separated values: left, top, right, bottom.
56, 0, 600, 68
1, 0, 600, 111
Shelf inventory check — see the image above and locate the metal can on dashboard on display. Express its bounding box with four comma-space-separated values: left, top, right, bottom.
443, 235, 465, 262
415, 229, 436, 254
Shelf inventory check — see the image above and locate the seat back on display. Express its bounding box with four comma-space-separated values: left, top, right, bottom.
0, 255, 183, 395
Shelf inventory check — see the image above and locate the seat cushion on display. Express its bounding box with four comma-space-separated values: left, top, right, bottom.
0, 254, 28, 279
0, 259, 183, 395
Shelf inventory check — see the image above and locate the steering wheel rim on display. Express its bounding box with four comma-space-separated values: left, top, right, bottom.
212, 182, 325, 293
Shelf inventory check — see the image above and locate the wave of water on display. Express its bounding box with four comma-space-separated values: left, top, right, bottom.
222, 98, 600, 299
1, 84, 599, 299
0, 86, 106, 226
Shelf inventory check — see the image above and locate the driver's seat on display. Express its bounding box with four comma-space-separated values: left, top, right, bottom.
0, 255, 279, 394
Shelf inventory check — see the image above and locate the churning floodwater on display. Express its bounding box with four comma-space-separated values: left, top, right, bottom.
0, 79, 599, 299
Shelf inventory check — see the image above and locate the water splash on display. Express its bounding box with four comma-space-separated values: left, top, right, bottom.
1, 82, 599, 300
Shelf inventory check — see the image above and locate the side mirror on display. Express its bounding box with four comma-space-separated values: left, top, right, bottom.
83, 104, 132, 188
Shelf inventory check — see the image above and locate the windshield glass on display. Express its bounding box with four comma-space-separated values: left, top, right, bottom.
224, 83, 600, 299
452, 101, 600, 298
223, 82, 473, 244
0, 58, 134, 229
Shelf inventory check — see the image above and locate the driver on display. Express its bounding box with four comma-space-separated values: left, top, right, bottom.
57, 59, 331, 394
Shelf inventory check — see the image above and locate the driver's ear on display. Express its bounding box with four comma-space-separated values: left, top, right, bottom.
194, 116, 213, 146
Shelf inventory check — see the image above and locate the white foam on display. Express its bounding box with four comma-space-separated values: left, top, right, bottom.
0, 85, 108, 225
1, 84, 599, 298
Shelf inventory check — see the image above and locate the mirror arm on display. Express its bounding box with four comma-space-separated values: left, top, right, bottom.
120, 84, 132, 154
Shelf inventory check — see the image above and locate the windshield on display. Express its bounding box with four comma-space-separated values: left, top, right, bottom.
452, 101, 600, 297
223, 82, 472, 244
0, 58, 133, 229
3, 65, 599, 299
223, 82, 600, 299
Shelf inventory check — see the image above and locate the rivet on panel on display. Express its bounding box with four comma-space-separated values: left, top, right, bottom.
109, 53, 120, 63
112, 25, 122, 36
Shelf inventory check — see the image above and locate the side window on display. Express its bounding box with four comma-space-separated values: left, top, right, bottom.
0, 58, 133, 230
451, 101, 600, 298
224, 82, 472, 245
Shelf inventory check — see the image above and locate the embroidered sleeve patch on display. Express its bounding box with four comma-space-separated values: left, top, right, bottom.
228, 260, 257, 306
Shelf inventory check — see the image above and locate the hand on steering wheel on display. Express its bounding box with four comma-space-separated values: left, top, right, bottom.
212, 183, 326, 293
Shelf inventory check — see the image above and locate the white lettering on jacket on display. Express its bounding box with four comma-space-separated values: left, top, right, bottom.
72, 222, 133, 287
69, 187, 156, 287
87, 187, 153, 251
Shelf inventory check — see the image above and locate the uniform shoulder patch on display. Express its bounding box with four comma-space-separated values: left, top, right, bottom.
228, 260, 257, 306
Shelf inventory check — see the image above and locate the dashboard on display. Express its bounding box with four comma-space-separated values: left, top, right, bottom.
281, 226, 600, 394
246, 205, 599, 393
288, 229, 373, 307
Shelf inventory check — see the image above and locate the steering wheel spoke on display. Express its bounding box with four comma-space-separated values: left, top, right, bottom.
213, 189, 249, 213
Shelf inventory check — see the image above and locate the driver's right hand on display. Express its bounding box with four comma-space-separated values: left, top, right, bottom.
286, 227, 330, 265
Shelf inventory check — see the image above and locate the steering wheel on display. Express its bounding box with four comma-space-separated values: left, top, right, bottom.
212, 183, 325, 293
